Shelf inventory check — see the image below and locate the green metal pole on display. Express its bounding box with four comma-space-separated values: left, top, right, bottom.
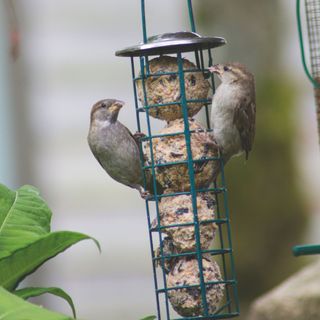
187, 0, 196, 33
141, 0, 148, 43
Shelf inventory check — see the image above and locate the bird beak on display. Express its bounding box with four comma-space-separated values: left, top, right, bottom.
109, 100, 124, 113
208, 64, 222, 76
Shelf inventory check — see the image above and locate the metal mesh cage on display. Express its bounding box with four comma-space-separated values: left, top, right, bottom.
116, 1, 239, 318
297, 0, 320, 142
293, 0, 320, 255
305, 0, 320, 78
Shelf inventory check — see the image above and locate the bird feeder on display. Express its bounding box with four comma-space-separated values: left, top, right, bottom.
296, 0, 320, 143
293, 0, 320, 257
116, 1, 239, 318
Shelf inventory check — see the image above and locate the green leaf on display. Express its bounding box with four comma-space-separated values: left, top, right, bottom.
140, 316, 157, 320
0, 184, 52, 259
0, 231, 100, 291
0, 287, 72, 320
14, 287, 76, 318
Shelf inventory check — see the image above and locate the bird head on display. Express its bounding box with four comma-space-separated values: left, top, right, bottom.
209, 63, 253, 85
90, 99, 124, 124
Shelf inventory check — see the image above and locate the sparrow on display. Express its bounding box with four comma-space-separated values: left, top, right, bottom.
88, 99, 150, 198
209, 63, 256, 163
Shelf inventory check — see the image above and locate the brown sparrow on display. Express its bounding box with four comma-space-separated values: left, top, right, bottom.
88, 99, 149, 198
209, 63, 256, 163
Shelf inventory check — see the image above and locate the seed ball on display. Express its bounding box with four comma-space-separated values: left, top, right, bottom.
144, 119, 219, 192
167, 256, 224, 317
159, 192, 216, 252
136, 56, 210, 122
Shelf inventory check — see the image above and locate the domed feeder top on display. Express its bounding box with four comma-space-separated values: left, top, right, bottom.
115, 31, 226, 57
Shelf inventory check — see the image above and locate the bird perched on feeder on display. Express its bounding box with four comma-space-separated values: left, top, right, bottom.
88, 99, 154, 198
209, 63, 256, 164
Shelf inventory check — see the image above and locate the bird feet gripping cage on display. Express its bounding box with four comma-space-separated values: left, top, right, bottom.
116, 1, 239, 319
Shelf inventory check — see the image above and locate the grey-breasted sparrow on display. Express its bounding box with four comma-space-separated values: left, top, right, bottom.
88, 99, 151, 198
209, 63, 256, 164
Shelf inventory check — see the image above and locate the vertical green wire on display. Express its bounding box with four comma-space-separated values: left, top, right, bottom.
219, 161, 240, 314
187, 0, 196, 33
131, 57, 162, 319
139, 56, 171, 319
177, 52, 209, 316
141, 0, 148, 43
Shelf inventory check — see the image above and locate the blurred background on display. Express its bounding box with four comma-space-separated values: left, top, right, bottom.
1, 0, 320, 319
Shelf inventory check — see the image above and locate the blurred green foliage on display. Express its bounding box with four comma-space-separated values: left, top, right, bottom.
195, 0, 309, 316
226, 76, 308, 304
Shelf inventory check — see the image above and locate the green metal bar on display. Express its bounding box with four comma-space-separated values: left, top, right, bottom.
147, 187, 225, 203
141, 0, 148, 43
219, 161, 239, 314
143, 157, 220, 171
131, 56, 162, 319
139, 129, 213, 141
187, 0, 196, 33
133, 68, 210, 81
195, 50, 201, 69
153, 248, 232, 261
296, 0, 320, 88
214, 181, 232, 314
158, 280, 236, 293
292, 244, 320, 256
177, 51, 209, 316
140, 56, 171, 319
214, 301, 233, 317
153, 217, 226, 228
152, 219, 228, 232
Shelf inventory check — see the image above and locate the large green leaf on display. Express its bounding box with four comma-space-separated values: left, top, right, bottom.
14, 287, 76, 318
0, 231, 100, 291
0, 184, 52, 259
0, 287, 72, 320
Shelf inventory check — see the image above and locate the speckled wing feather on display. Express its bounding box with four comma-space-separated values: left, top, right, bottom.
233, 98, 256, 160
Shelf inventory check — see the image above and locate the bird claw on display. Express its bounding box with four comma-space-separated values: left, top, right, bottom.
150, 218, 158, 229
194, 128, 205, 134
133, 131, 146, 143
205, 138, 219, 150
208, 66, 216, 73
140, 189, 151, 200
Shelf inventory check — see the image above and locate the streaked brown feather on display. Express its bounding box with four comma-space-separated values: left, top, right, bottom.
233, 99, 256, 160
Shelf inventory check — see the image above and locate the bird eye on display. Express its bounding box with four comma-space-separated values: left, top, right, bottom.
101, 102, 107, 108
223, 66, 230, 72
190, 75, 196, 86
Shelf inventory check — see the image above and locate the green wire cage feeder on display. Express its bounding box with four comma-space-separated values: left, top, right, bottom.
293, 0, 320, 257
116, 1, 239, 318
297, 0, 320, 141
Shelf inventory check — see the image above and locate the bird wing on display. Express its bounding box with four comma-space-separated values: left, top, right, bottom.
122, 125, 141, 148
233, 98, 256, 160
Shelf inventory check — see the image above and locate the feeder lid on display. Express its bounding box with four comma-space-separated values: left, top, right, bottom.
115, 31, 226, 57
